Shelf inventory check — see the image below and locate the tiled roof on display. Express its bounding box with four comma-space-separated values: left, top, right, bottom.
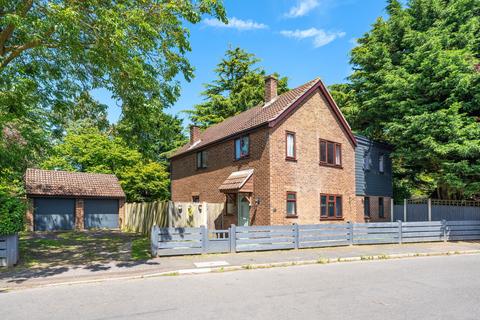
25, 168, 126, 198
219, 169, 254, 192
171, 78, 321, 158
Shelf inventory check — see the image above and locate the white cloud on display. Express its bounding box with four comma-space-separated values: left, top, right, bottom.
280, 28, 345, 48
204, 17, 268, 31
285, 0, 320, 18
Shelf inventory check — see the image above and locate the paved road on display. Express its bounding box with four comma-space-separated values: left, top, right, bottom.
1, 255, 479, 320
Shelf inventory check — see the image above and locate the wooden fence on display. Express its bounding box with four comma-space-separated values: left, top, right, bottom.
151, 220, 480, 257
393, 199, 480, 222
124, 201, 224, 235
0, 234, 19, 267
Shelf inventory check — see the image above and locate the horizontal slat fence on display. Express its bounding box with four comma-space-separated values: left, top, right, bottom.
353, 222, 399, 245
299, 224, 350, 248
150, 220, 480, 257
393, 199, 480, 222
0, 234, 19, 267
234, 225, 296, 252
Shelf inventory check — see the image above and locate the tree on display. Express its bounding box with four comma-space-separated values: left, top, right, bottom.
0, 0, 225, 188
51, 91, 110, 139
186, 47, 289, 128
116, 103, 187, 162
42, 127, 170, 202
335, 0, 480, 200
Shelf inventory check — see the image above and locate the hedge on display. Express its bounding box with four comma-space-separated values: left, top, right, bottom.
0, 188, 25, 235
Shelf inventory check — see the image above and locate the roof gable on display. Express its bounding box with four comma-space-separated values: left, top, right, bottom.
25, 169, 126, 198
171, 77, 356, 158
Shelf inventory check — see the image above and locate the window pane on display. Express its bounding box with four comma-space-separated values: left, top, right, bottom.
287, 133, 295, 158
363, 152, 370, 170
320, 195, 327, 216
287, 193, 296, 201
196, 152, 202, 168
336, 197, 342, 217
364, 197, 370, 217
379, 155, 384, 173
287, 202, 296, 215
320, 141, 326, 162
328, 201, 335, 217
335, 144, 341, 165
379, 197, 384, 218
327, 142, 334, 164
202, 151, 207, 168
240, 136, 249, 157
235, 139, 241, 159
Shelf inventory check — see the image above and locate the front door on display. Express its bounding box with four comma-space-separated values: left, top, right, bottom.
237, 194, 250, 226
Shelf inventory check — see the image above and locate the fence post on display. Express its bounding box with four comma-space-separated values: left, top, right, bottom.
428, 199, 432, 221
293, 223, 299, 249
390, 198, 394, 222
398, 220, 403, 244
201, 225, 208, 253
442, 219, 447, 242
348, 221, 354, 245
230, 224, 236, 253
403, 199, 407, 222
151, 225, 159, 257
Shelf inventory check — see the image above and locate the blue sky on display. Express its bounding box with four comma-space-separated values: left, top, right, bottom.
94, 0, 390, 124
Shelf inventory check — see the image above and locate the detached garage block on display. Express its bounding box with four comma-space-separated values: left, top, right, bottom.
25, 169, 126, 231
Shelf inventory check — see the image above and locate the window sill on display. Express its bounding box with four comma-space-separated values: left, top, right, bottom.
196, 167, 208, 171
319, 163, 343, 169
285, 157, 297, 162
320, 217, 344, 221
234, 156, 250, 162
285, 215, 298, 219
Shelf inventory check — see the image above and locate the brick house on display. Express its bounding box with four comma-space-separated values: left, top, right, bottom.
170, 76, 392, 228
25, 169, 126, 231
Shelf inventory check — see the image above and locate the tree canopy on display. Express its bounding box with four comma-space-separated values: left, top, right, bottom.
42, 127, 170, 202
186, 47, 289, 128
332, 0, 480, 200
0, 0, 225, 195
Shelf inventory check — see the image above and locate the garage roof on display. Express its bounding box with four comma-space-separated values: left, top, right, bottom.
25, 169, 126, 198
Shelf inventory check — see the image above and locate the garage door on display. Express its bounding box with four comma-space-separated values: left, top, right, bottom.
84, 199, 119, 229
34, 198, 75, 231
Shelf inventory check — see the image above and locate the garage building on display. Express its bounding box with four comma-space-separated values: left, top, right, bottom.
25, 169, 126, 231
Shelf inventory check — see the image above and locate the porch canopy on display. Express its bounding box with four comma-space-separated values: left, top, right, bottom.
219, 169, 254, 193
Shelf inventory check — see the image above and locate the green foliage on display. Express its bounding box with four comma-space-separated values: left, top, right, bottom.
0, 186, 26, 235
42, 127, 170, 202
335, 0, 480, 200
186, 47, 289, 128
0, 0, 225, 191
116, 105, 187, 162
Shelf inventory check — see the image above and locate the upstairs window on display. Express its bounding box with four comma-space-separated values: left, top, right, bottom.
363, 151, 371, 171
320, 194, 343, 219
235, 135, 250, 160
379, 154, 385, 173
196, 150, 207, 169
319, 139, 342, 167
286, 131, 296, 160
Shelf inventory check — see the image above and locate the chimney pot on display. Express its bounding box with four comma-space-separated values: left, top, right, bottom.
190, 125, 200, 144
264, 75, 278, 103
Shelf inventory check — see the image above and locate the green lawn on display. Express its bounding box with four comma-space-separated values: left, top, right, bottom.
11, 231, 151, 271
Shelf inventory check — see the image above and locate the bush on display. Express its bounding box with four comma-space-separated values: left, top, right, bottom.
0, 187, 25, 235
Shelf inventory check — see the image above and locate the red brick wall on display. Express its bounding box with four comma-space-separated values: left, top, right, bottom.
357, 195, 392, 222
171, 128, 271, 227
75, 198, 84, 230
268, 90, 360, 224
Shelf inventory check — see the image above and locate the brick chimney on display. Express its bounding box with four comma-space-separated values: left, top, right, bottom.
190, 125, 200, 144
264, 75, 278, 103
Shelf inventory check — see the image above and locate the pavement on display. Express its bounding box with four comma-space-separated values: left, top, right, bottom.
1, 241, 480, 291
1, 254, 479, 319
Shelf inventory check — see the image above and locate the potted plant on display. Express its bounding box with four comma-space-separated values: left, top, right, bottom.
0, 187, 25, 267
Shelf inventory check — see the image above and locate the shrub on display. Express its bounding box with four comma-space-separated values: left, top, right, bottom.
0, 187, 25, 235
